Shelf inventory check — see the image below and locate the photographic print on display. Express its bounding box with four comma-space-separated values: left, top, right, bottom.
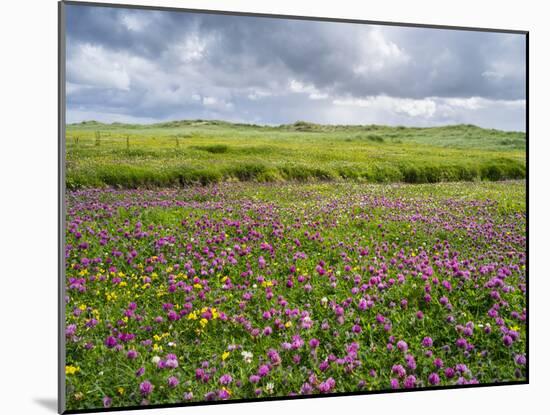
60, 1, 527, 412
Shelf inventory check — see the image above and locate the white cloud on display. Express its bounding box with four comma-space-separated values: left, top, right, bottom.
441, 97, 485, 110
353, 28, 410, 74
309, 92, 329, 100
121, 14, 149, 31
202, 96, 234, 111
482, 70, 504, 81
289, 80, 311, 93
67, 43, 131, 90
170, 35, 207, 64
482, 59, 525, 84
333, 96, 436, 118
66, 109, 160, 124
247, 89, 274, 101
66, 82, 91, 95
289, 80, 329, 100
329, 95, 525, 130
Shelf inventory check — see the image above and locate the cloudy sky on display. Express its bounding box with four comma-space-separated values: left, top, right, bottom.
65, 4, 526, 131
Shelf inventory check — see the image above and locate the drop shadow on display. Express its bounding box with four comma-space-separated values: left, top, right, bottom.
34, 398, 57, 413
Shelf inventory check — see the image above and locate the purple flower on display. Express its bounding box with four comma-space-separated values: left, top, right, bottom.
258, 364, 270, 377
515, 354, 527, 365
397, 340, 408, 352
165, 357, 179, 369
267, 349, 281, 365
392, 364, 406, 378
456, 338, 467, 349
318, 377, 336, 393
139, 380, 154, 396
300, 382, 313, 394
309, 338, 320, 349
405, 354, 417, 370
219, 374, 233, 385
428, 373, 440, 385
102, 396, 112, 408
258, 256, 266, 269
444, 367, 455, 378
204, 391, 216, 401
422, 337, 433, 347
167, 375, 179, 388
249, 374, 260, 384
403, 375, 416, 389
390, 378, 399, 389
65, 324, 77, 338
104, 336, 118, 348
503, 335, 513, 347
127, 349, 138, 360
218, 389, 230, 400
455, 363, 469, 374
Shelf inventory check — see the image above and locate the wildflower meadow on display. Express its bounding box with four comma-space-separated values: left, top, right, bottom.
64, 179, 526, 410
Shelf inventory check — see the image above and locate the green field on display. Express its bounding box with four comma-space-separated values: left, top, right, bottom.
64, 120, 527, 409
66, 120, 526, 189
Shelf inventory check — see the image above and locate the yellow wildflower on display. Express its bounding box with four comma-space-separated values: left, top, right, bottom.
65, 365, 80, 375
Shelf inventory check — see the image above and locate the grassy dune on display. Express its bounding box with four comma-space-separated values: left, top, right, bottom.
66, 120, 526, 188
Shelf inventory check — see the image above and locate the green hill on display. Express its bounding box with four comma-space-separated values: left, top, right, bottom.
65, 120, 526, 188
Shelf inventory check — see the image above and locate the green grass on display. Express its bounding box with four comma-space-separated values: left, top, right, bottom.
66, 120, 526, 189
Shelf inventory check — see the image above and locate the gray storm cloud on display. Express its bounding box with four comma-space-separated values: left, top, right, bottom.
65, 4, 526, 131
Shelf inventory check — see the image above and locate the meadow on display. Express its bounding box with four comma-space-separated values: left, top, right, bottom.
64, 179, 526, 410
64, 120, 527, 410
65, 121, 526, 189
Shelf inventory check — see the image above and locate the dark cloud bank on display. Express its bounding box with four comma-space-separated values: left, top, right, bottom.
65, 4, 527, 131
